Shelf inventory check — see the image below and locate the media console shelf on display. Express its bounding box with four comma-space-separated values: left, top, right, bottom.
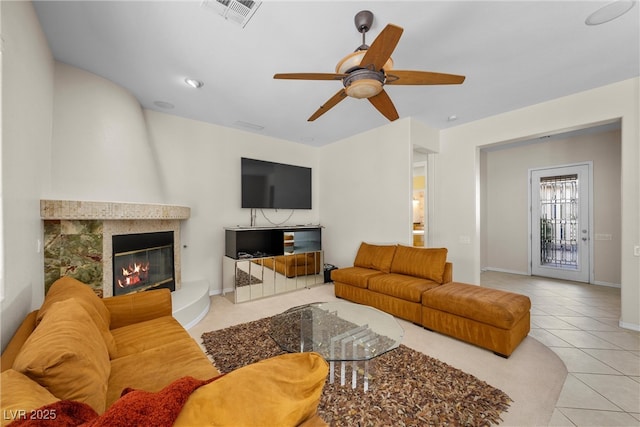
223, 226, 324, 303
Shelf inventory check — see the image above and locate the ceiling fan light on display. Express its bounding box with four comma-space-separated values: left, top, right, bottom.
336, 51, 394, 74
345, 79, 383, 99
336, 51, 364, 73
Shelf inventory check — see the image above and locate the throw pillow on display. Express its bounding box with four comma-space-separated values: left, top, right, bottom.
37, 276, 117, 359
13, 298, 111, 414
353, 242, 397, 273
173, 352, 328, 426
390, 245, 448, 283
91, 375, 221, 427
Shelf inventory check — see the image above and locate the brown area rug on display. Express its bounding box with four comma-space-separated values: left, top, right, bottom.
202, 317, 512, 426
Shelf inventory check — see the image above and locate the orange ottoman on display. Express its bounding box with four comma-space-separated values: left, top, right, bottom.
421, 282, 531, 357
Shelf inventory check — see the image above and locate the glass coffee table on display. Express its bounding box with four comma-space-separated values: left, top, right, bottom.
270, 301, 404, 391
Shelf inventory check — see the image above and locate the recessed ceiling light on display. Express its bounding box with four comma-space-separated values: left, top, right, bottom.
447, 115, 458, 122
585, 0, 635, 25
185, 78, 204, 89
153, 101, 174, 109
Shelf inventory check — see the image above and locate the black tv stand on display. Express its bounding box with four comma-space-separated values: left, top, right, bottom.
224, 226, 321, 259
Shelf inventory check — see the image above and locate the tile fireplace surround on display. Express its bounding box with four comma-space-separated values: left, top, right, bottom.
41, 200, 190, 298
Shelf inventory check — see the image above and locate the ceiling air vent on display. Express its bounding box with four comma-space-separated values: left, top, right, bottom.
201, 0, 261, 28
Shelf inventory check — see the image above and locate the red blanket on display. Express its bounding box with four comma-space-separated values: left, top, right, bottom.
9, 375, 223, 427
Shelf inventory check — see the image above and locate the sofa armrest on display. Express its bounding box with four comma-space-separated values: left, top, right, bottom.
443, 262, 453, 284
1, 311, 38, 372
103, 288, 172, 330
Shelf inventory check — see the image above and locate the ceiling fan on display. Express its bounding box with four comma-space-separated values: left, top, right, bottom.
273, 10, 466, 122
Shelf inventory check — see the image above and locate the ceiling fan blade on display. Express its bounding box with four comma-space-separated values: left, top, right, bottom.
386, 70, 466, 85
274, 73, 346, 81
308, 89, 348, 121
360, 24, 404, 71
368, 89, 399, 121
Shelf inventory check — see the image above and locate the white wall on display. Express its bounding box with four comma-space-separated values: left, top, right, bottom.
481, 129, 622, 285
0, 1, 54, 350
50, 62, 165, 203
437, 78, 639, 329
319, 118, 415, 268
144, 110, 320, 293
32, 60, 322, 297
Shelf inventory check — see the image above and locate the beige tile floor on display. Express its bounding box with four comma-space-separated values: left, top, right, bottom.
481, 271, 640, 426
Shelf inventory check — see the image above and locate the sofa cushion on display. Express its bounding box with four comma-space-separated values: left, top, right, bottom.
331, 266, 384, 289
390, 246, 448, 284
37, 276, 117, 359
174, 353, 328, 427
107, 337, 219, 408
368, 273, 440, 302
102, 288, 172, 330
13, 298, 111, 414
421, 282, 531, 329
0, 369, 60, 426
110, 316, 200, 359
353, 242, 397, 273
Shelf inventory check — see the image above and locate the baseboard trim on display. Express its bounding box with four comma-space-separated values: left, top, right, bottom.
210, 287, 235, 296
619, 320, 640, 331
481, 267, 529, 276
591, 280, 621, 288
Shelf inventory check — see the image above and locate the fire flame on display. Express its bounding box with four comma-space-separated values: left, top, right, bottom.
117, 262, 150, 288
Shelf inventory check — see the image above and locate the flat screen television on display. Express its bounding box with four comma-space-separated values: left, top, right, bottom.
241, 157, 312, 209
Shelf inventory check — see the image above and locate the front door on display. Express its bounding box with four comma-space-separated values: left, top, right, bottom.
530, 164, 591, 282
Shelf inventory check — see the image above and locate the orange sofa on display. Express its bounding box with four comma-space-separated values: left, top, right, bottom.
1, 277, 328, 426
332, 243, 531, 357
333, 243, 452, 324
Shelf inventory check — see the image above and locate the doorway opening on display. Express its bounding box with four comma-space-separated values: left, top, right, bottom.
480, 121, 620, 286
412, 160, 427, 247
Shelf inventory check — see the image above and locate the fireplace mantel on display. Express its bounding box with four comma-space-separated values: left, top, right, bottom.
41, 200, 189, 298
40, 200, 190, 220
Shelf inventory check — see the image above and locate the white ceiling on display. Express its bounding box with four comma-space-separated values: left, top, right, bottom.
33, 1, 639, 147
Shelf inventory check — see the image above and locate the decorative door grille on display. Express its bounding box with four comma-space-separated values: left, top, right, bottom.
539, 174, 579, 269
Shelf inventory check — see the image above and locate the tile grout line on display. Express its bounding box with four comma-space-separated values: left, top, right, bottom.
481, 271, 639, 426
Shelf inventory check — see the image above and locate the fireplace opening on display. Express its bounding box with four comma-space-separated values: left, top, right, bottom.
112, 231, 175, 296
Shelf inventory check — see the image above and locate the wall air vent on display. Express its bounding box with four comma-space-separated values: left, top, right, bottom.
201, 0, 261, 28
